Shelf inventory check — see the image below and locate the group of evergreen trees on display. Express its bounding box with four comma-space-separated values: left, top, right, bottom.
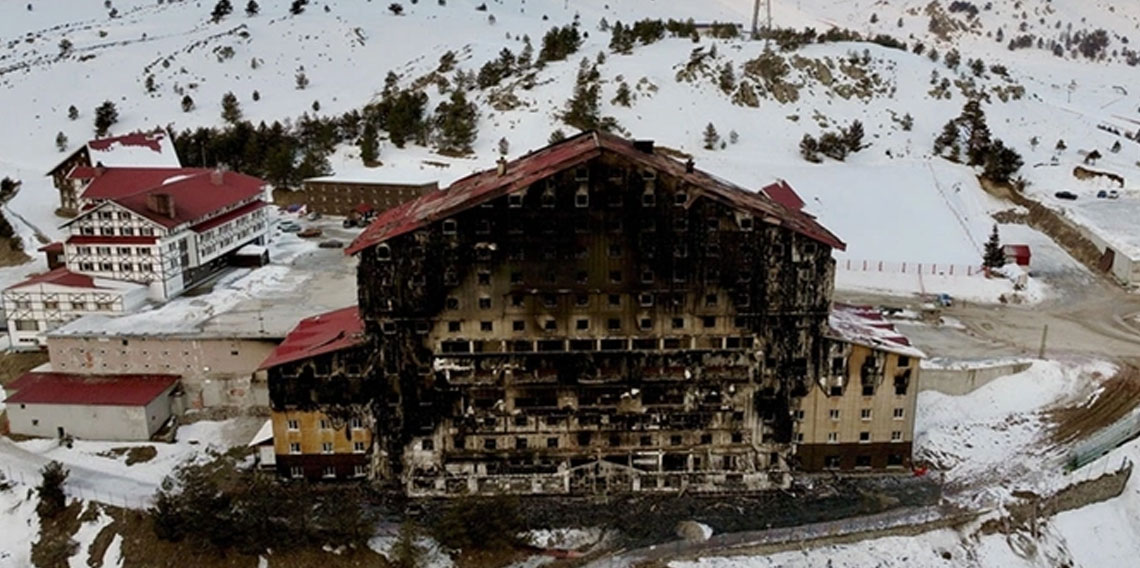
934, 99, 1024, 184
799, 121, 865, 162
561, 59, 618, 132
150, 460, 372, 555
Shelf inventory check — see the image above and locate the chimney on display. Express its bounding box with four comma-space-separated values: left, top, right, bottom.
210, 167, 224, 186
685, 158, 695, 173
633, 140, 655, 154
146, 193, 177, 219
94, 161, 106, 177
496, 157, 508, 176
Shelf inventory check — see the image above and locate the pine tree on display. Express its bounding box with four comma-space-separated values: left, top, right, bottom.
252, 90, 260, 101
612, 81, 632, 106
67, 105, 78, 120
245, 0, 259, 16
434, 89, 478, 155
289, 0, 307, 15
843, 120, 865, 152
717, 62, 736, 95
961, 99, 991, 166
983, 224, 1004, 269
562, 65, 601, 130
211, 0, 233, 22
221, 91, 242, 123
703, 122, 720, 150
180, 95, 194, 112
55, 131, 68, 152
295, 70, 309, 90
549, 129, 567, 144
497, 136, 509, 155
93, 100, 118, 137
36, 461, 69, 519
359, 122, 379, 165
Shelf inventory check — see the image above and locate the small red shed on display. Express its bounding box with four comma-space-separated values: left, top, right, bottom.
1003, 244, 1031, 267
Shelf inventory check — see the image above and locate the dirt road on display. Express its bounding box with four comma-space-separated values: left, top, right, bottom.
835, 269, 1140, 362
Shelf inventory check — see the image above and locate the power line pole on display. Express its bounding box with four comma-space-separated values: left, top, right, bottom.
751, 0, 762, 39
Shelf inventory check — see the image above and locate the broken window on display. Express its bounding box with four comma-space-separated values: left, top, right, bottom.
544, 320, 557, 331
542, 294, 557, 308
859, 432, 871, 443
511, 294, 525, 307
513, 320, 525, 331
700, 433, 713, 444
442, 219, 458, 234
674, 191, 688, 206
478, 297, 492, 310
480, 321, 493, 332
638, 293, 654, 307
898, 355, 911, 367
422, 439, 434, 450
640, 435, 652, 446
887, 454, 904, 467
669, 435, 683, 446
642, 189, 656, 207
608, 434, 621, 447
609, 270, 622, 283
855, 455, 872, 468
895, 370, 911, 396
478, 271, 491, 285
547, 437, 559, 448
576, 319, 589, 330
671, 318, 684, 330
376, 244, 391, 260
607, 318, 621, 331
508, 194, 523, 208
447, 321, 461, 332
608, 294, 621, 307
701, 316, 716, 328
824, 456, 840, 469
510, 271, 523, 284
576, 271, 589, 284
515, 437, 528, 449
731, 432, 744, 444
484, 438, 497, 450
575, 190, 589, 208
575, 294, 589, 307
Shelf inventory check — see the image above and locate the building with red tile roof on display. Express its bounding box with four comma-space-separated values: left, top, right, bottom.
46, 129, 182, 214
58, 167, 270, 301
3, 267, 148, 349
4, 372, 179, 440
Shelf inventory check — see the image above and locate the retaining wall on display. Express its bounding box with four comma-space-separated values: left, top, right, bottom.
919, 361, 1033, 396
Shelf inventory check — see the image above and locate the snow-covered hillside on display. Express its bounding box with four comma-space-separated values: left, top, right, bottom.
3, 1, 1139, 285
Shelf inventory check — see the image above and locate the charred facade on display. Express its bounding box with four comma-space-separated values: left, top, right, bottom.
265, 132, 920, 495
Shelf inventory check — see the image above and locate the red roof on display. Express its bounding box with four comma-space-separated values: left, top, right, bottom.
115, 170, 265, 228
66, 235, 158, 245
37, 242, 64, 253
1003, 244, 1031, 256
5, 372, 178, 407
5, 267, 100, 291
828, 303, 925, 358
761, 180, 805, 212
87, 131, 166, 153
345, 131, 845, 255
191, 200, 267, 233
259, 306, 365, 370
76, 167, 203, 200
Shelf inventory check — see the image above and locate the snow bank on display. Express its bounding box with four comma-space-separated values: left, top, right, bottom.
0, 482, 39, 567
68, 508, 113, 568
367, 534, 453, 568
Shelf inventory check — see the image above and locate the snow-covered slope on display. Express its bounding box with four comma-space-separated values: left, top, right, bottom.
4, 1, 1139, 281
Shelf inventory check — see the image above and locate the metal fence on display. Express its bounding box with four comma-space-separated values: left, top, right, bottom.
836, 258, 981, 277
1068, 407, 1140, 470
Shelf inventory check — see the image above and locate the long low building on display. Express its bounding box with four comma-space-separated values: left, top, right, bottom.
2, 268, 149, 349
300, 175, 437, 217
4, 372, 179, 441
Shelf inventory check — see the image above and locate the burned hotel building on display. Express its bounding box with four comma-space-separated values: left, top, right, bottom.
262, 131, 922, 495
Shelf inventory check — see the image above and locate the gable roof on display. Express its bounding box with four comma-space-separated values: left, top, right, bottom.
827, 303, 926, 358
258, 306, 365, 370
4, 267, 145, 292
5, 372, 179, 407
72, 167, 202, 201
47, 130, 181, 176
65, 169, 267, 230
345, 130, 845, 255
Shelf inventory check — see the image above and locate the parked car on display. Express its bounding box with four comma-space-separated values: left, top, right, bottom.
1107, 189, 1120, 199
1054, 191, 1078, 200
278, 220, 302, 232
298, 227, 323, 238
306, 211, 322, 221
318, 239, 344, 249
936, 293, 953, 307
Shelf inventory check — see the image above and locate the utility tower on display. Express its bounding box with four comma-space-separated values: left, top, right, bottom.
751, 0, 773, 44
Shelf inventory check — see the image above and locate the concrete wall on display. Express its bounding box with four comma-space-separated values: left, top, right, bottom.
7, 386, 174, 441
919, 361, 1032, 396
46, 335, 278, 409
